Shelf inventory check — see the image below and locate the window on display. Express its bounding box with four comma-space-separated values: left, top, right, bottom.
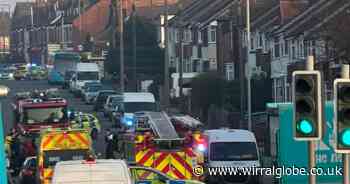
198, 31, 202, 43
303, 40, 308, 57
259, 34, 263, 47
23, 107, 67, 124
210, 142, 258, 161
284, 40, 289, 55
264, 39, 268, 52
274, 39, 280, 58
175, 29, 179, 43
43, 149, 88, 168
225, 63, 234, 81
312, 41, 316, 56
299, 43, 303, 57
184, 29, 191, 42
203, 61, 210, 72
131, 168, 168, 184
292, 46, 296, 59
209, 27, 216, 42
251, 38, 254, 50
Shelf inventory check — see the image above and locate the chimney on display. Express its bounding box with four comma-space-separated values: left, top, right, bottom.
280, 0, 309, 24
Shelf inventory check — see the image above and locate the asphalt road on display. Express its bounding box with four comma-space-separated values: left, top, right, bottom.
0, 79, 113, 157
0, 79, 274, 184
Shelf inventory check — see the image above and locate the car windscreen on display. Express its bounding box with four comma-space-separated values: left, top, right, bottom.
43, 149, 88, 168
64, 71, 74, 80
97, 92, 117, 102
121, 102, 157, 113
87, 85, 102, 92
77, 72, 99, 81
210, 142, 258, 161
22, 107, 68, 124
111, 96, 123, 104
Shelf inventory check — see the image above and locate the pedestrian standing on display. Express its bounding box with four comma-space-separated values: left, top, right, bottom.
105, 129, 115, 159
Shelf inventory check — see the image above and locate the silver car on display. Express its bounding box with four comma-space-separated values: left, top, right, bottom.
103, 94, 124, 120
82, 84, 103, 104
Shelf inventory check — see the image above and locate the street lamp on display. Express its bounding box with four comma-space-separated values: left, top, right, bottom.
245, 0, 252, 131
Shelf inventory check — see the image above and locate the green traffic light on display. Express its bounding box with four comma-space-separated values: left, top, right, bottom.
297, 119, 313, 135
340, 129, 350, 146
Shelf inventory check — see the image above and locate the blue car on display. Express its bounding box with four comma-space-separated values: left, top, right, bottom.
48, 70, 64, 85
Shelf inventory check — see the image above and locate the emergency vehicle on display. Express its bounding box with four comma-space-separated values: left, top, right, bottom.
118, 111, 206, 181
35, 129, 93, 184
12, 89, 69, 134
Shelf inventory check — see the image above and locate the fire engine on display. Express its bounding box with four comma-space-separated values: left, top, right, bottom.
12, 89, 69, 135
118, 111, 206, 181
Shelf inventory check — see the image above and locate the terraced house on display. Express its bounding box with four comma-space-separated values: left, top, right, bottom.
250, 0, 350, 102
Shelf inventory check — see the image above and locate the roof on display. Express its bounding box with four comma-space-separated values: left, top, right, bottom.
52, 159, 131, 184
11, 2, 33, 29
204, 128, 257, 142
273, 0, 330, 35
77, 63, 99, 71
288, 0, 350, 38
123, 92, 155, 102
171, 115, 203, 128
168, 0, 220, 27
251, 4, 280, 31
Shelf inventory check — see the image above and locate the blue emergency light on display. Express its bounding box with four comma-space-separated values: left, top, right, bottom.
123, 116, 135, 126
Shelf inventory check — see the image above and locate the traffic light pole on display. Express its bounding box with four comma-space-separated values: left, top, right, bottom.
306, 56, 316, 184
341, 64, 350, 184
344, 154, 349, 184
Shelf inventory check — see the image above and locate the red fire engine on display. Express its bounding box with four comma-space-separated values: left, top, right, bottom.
12, 89, 69, 135
118, 111, 206, 181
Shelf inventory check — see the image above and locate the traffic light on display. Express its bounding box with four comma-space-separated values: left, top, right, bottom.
334, 79, 350, 153
292, 71, 322, 140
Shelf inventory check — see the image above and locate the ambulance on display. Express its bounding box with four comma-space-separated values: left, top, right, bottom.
36, 129, 92, 184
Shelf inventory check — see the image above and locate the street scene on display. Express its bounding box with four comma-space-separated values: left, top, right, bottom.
0, 0, 350, 184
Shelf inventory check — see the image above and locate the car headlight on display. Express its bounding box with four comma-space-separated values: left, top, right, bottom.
9, 73, 13, 77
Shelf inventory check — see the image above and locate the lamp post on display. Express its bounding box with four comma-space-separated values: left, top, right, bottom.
163, 0, 170, 107
245, 0, 252, 131
119, 0, 125, 93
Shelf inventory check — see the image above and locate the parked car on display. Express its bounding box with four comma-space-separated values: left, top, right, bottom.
103, 94, 124, 120
19, 157, 37, 184
63, 71, 75, 89
0, 69, 13, 80
93, 90, 118, 111
82, 84, 103, 104
75, 81, 101, 97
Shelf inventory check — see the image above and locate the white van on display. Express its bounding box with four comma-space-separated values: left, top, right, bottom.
113, 92, 158, 127
51, 159, 133, 184
204, 128, 261, 184
70, 63, 100, 94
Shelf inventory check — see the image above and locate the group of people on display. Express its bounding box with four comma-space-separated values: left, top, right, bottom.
6, 128, 36, 177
